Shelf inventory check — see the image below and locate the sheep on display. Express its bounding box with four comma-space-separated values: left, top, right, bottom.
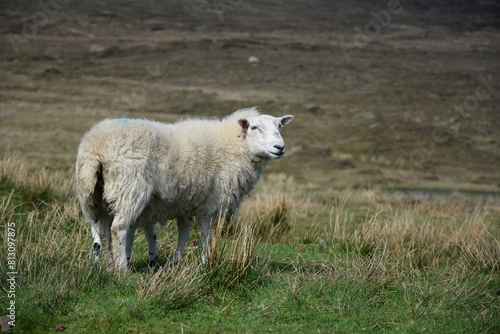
75, 107, 293, 270
248, 56, 260, 64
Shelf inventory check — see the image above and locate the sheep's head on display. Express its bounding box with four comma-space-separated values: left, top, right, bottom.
238, 114, 293, 160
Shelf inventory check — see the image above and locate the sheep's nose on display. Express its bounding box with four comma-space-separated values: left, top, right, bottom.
274, 144, 285, 154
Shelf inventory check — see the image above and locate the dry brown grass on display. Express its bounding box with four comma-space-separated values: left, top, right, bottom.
206, 215, 263, 288
239, 191, 292, 243
325, 191, 500, 274
3, 152, 499, 278
136, 262, 207, 310
1, 151, 75, 198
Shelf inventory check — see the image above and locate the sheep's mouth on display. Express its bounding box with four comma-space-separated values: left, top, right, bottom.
269, 151, 285, 158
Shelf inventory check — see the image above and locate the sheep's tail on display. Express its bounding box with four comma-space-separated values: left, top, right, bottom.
75, 152, 104, 222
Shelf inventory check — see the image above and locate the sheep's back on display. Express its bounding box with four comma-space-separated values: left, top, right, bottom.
81, 117, 258, 221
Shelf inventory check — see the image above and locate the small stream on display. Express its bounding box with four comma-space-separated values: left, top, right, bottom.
381, 188, 500, 197
317, 187, 500, 198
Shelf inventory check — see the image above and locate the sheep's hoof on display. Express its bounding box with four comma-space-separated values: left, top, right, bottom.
93, 242, 101, 253
148, 257, 160, 268
168, 256, 181, 268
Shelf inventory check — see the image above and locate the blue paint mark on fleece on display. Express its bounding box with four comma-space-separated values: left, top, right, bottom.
116, 118, 131, 124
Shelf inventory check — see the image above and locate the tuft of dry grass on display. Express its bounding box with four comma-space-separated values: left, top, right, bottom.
240, 191, 292, 243
239, 173, 331, 242
136, 263, 207, 310
207, 216, 263, 288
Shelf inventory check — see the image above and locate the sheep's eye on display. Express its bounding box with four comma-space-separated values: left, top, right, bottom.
250, 126, 258, 130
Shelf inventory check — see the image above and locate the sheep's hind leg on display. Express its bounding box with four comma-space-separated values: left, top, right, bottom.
107, 171, 152, 271
170, 217, 191, 266
144, 224, 159, 267
91, 222, 101, 256
93, 215, 112, 265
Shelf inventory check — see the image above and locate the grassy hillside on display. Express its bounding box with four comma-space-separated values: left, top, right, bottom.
1, 0, 499, 191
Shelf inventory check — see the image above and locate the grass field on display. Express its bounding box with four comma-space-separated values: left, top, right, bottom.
1, 0, 500, 333
1, 148, 499, 333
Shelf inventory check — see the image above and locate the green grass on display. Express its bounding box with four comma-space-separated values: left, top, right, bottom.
1, 157, 499, 333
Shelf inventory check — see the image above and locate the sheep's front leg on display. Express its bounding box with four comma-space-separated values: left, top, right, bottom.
126, 227, 137, 266
111, 218, 129, 270
198, 217, 212, 265
170, 217, 191, 266
144, 224, 159, 266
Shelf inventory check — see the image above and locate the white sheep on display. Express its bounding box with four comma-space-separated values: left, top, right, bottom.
75, 107, 293, 270
248, 56, 260, 64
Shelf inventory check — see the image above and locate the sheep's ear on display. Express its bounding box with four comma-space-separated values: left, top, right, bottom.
238, 119, 249, 132
279, 115, 294, 128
